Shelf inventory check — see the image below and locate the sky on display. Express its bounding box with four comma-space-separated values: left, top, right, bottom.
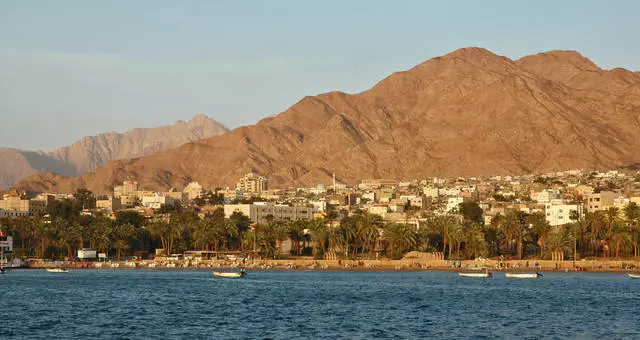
1, 0, 639, 151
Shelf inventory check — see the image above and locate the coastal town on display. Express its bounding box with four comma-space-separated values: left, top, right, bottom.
2, 168, 640, 272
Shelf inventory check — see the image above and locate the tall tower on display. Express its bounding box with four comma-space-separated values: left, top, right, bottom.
332, 172, 336, 192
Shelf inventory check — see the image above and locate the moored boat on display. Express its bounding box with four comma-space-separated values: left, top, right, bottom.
46, 268, 69, 273
213, 268, 246, 278
458, 271, 492, 278
505, 272, 542, 279
628, 273, 640, 279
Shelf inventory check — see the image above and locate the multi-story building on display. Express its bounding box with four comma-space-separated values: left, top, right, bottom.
165, 190, 188, 204
0, 209, 30, 219
120, 195, 139, 209
141, 194, 177, 209
367, 205, 390, 218
585, 191, 619, 212
446, 197, 465, 213
0, 197, 47, 216
96, 196, 122, 212
223, 203, 315, 223
530, 189, 558, 203
544, 201, 582, 226
114, 181, 139, 198
236, 173, 268, 195
183, 182, 204, 202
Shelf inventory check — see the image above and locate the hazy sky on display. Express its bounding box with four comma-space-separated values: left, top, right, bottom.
1, 0, 639, 151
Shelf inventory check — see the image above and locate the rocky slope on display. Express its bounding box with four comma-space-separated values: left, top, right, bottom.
1, 114, 228, 189
12, 47, 640, 194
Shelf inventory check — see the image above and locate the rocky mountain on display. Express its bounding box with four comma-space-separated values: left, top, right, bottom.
12, 47, 640, 194
0, 114, 228, 189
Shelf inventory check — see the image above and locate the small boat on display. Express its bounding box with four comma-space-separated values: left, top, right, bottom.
213, 268, 246, 278
458, 271, 492, 278
46, 268, 69, 273
628, 273, 640, 279
505, 272, 542, 279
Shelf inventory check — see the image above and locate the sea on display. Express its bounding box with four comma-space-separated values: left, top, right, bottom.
1, 269, 640, 339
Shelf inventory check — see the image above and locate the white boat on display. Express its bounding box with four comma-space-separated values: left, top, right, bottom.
628, 273, 640, 279
458, 271, 492, 278
213, 269, 246, 278
46, 268, 69, 273
505, 272, 542, 279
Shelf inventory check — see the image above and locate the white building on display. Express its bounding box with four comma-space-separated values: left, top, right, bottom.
309, 200, 327, 212
141, 194, 176, 209
236, 173, 268, 195
183, 182, 204, 202
423, 187, 440, 198
368, 205, 389, 218
544, 202, 582, 226
446, 197, 464, 213
530, 189, 558, 203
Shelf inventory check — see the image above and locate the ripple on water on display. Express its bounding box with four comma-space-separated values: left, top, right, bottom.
2, 270, 640, 339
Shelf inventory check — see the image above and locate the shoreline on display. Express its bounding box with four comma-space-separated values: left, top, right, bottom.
19, 258, 640, 274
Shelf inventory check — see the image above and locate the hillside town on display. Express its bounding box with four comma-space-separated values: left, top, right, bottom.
2, 168, 640, 270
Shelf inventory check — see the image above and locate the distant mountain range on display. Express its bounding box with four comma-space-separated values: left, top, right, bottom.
11, 47, 640, 194
0, 114, 228, 190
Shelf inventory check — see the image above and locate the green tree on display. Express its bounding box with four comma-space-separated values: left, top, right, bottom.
383, 223, 417, 259
459, 202, 484, 225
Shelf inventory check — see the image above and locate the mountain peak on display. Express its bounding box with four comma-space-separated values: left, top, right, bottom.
517, 50, 601, 71
190, 113, 210, 122
443, 47, 500, 59
10, 47, 640, 194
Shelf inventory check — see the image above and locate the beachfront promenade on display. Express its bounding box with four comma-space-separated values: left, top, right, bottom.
26, 257, 639, 273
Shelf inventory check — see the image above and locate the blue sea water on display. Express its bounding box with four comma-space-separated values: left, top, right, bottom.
1, 269, 640, 339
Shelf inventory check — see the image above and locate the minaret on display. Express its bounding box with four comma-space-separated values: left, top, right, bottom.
332, 172, 336, 192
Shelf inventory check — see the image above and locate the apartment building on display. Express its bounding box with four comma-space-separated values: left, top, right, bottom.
585, 191, 619, 212
0, 197, 47, 215
223, 203, 315, 223
236, 173, 268, 195
544, 201, 582, 226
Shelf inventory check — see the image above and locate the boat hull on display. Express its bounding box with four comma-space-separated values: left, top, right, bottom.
628, 273, 640, 279
458, 272, 492, 278
213, 271, 246, 278
46, 268, 69, 273
505, 272, 542, 279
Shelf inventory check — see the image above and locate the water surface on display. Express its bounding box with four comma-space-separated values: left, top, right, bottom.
2, 270, 639, 339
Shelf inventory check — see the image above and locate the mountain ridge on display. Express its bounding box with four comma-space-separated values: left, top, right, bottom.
11, 47, 640, 194
0, 114, 229, 189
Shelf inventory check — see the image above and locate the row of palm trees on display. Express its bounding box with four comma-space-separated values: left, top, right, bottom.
2, 201, 640, 261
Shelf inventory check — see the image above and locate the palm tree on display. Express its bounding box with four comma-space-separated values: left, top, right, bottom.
309, 219, 328, 259
611, 222, 631, 259
383, 223, 417, 259
288, 220, 307, 256
339, 216, 357, 258
585, 211, 605, 257
624, 202, 640, 258
528, 212, 551, 258
462, 222, 487, 259
548, 226, 573, 259
112, 222, 134, 261
52, 217, 77, 259
500, 210, 528, 259
357, 213, 383, 257
92, 215, 114, 255
147, 219, 171, 256
603, 207, 621, 258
